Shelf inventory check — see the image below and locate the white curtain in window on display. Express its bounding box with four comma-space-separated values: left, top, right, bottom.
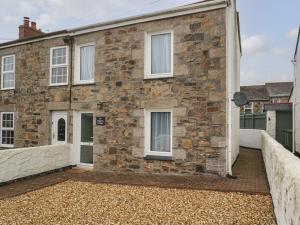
151, 33, 171, 74
151, 112, 171, 152
80, 45, 95, 81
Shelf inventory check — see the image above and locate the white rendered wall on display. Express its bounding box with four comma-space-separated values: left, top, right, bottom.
0, 144, 72, 183
294, 47, 300, 153
239, 129, 262, 149
266, 111, 276, 139
261, 131, 300, 225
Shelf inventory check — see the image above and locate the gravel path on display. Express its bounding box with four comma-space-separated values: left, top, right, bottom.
0, 181, 276, 225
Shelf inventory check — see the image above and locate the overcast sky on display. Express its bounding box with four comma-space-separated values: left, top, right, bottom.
0, 0, 299, 85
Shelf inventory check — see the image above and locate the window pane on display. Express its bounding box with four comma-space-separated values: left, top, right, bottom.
80, 45, 95, 81
3, 72, 15, 88
2, 130, 14, 145
151, 112, 171, 152
51, 66, 67, 84
80, 145, 93, 164
151, 33, 171, 74
2, 113, 13, 128
57, 118, 66, 141
81, 113, 93, 142
52, 48, 66, 65
3, 56, 14, 71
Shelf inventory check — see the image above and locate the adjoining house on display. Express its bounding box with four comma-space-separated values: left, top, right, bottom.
240, 85, 269, 114
240, 82, 293, 114
240, 82, 293, 149
291, 26, 300, 154
0, 0, 241, 176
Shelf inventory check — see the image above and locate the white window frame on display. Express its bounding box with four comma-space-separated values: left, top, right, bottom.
244, 102, 253, 114
0, 112, 14, 148
144, 109, 173, 157
144, 30, 174, 79
74, 42, 95, 85
261, 102, 264, 113
49, 46, 69, 86
1, 55, 15, 90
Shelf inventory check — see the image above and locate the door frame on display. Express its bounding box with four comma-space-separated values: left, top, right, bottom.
73, 111, 94, 167
51, 111, 67, 145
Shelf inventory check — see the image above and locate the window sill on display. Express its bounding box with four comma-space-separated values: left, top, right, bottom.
48, 84, 68, 87
144, 75, 174, 80
0, 145, 14, 149
144, 155, 173, 161
0, 88, 15, 91
72, 82, 96, 87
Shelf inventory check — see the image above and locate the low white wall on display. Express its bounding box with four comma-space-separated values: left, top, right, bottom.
239, 129, 262, 149
0, 144, 72, 183
262, 131, 300, 225
266, 111, 276, 139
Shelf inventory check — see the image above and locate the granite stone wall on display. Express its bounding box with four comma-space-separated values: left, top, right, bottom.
0, 8, 228, 176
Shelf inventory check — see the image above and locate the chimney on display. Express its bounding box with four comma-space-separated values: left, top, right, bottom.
19, 17, 44, 39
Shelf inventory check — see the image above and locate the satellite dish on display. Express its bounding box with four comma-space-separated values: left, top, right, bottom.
232, 92, 249, 107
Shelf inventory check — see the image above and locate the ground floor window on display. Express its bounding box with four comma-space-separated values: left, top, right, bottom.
0, 112, 14, 147
145, 109, 172, 157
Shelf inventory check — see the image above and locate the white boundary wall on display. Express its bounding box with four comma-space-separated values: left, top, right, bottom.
240, 129, 262, 149
261, 131, 300, 225
0, 144, 72, 183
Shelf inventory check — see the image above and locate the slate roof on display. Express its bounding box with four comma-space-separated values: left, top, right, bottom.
240, 85, 269, 101
265, 82, 293, 97
241, 82, 294, 101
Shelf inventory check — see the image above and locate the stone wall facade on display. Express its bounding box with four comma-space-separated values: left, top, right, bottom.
0, 9, 228, 176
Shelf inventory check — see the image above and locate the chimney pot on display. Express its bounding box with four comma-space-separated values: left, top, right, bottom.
23, 17, 30, 27
31, 21, 36, 30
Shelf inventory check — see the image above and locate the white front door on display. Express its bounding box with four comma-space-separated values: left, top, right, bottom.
74, 112, 94, 166
52, 112, 67, 145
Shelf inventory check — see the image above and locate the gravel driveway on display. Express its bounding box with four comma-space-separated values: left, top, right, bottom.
0, 181, 276, 225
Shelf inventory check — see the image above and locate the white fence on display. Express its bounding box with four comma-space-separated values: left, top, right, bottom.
239, 129, 262, 149
0, 144, 73, 183
261, 131, 300, 225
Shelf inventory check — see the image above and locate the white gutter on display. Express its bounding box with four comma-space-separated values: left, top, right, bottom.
0, 0, 227, 50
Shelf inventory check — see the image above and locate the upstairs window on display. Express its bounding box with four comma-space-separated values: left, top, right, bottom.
244, 102, 253, 114
145, 31, 173, 79
1, 55, 15, 90
75, 43, 95, 84
0, 112, 14, 148
50, 46, 68, 85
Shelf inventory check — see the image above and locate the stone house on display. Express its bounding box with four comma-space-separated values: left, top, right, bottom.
0, 0, 241, 176
240, 85, 269, 114
241, 82, 293, 114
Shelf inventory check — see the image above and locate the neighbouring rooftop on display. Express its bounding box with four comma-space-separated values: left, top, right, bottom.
241, 82, 293, 101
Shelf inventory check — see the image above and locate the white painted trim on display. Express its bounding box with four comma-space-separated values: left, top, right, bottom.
0, 112, 14, 148
0, 0, 227, 50
144, 109, 173, 157
74, 42, 95, 85
51, 111, 68, 145
49, 46, 69, 86
1, 55, 15, 90
73, 111, 94, 166
244, 102, 254, 114
144, 30, 174, 79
